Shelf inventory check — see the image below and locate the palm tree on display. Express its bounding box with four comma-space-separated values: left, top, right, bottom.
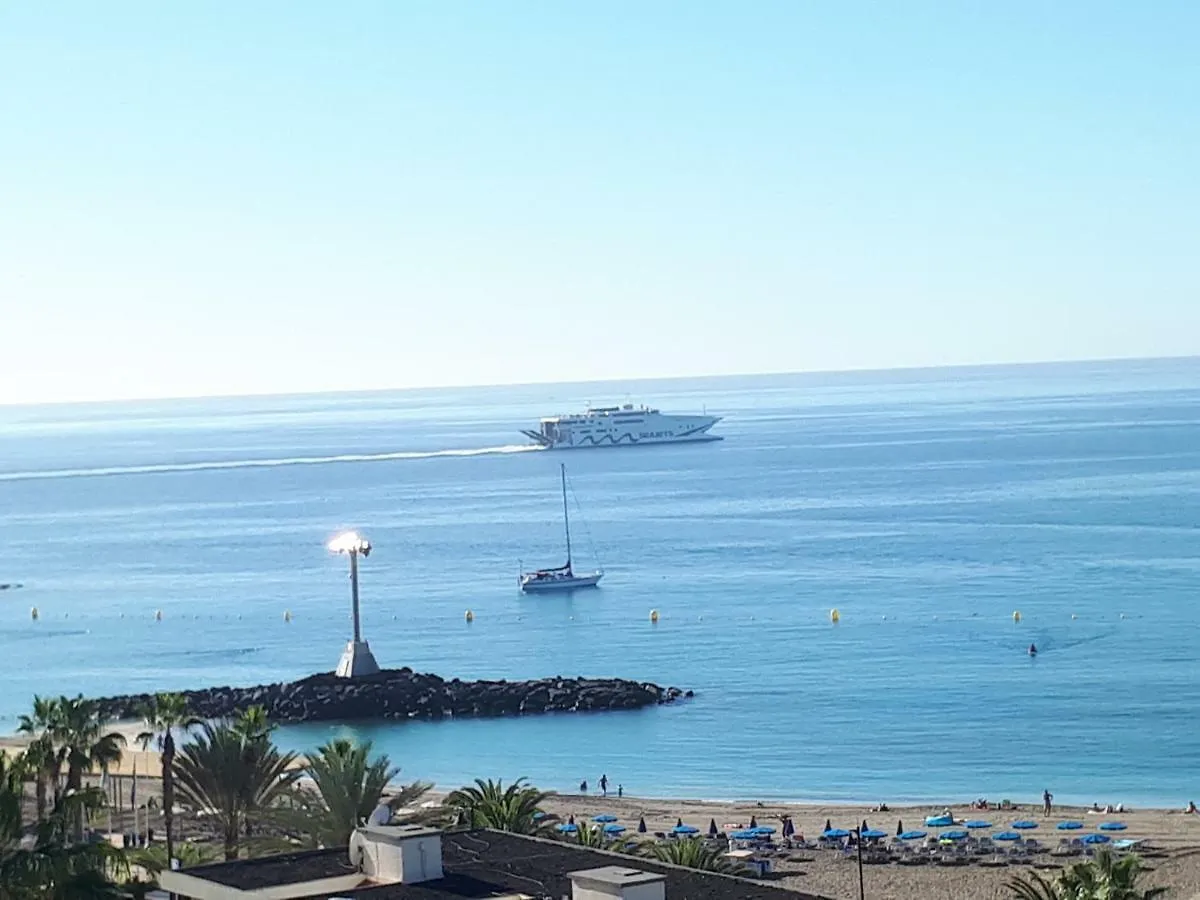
277, 738, 435, 848
1060, 849, 1166, 900
136, 692, 200, 865
1007, 870, 1063, 900
172, 721, 300, 860
229, 706, 273, 742
0, 751, 24, 844
0, 769, 126, 900
639, 836, 746, 874
17, 695, 64, 820
1008, 850, 1167, 900
51, 696, 126, 840
445, 778, 557, 835
568, 819, 612, 849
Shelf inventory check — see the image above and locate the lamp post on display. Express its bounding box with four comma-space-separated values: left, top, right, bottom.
328, 531, 381, 677
854, 826, 865, 900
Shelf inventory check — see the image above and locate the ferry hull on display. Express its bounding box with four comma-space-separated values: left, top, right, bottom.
541, 434, 723, 450
523, 405, 722, 450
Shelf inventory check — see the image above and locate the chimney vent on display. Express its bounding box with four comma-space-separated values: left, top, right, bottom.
568, 866, 666, 900
351, 824, 444, 884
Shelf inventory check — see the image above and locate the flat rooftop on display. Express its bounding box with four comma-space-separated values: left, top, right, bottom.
182, 830, 828, 900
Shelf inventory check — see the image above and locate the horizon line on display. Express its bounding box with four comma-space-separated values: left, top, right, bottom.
3, 352, 1197, 411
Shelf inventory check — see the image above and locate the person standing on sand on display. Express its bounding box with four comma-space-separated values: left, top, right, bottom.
600, 774, 609, 797
618, 784, 623, 798
1043, 789, 1053, 815
580, 780, 588, 794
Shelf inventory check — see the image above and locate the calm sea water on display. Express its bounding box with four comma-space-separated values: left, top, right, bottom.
2, 359, 1199, 807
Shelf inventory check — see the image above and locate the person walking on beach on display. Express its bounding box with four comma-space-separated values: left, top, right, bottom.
600, 774, 609, 797
1043, 789, 1053, 816
618, 784, 623, 798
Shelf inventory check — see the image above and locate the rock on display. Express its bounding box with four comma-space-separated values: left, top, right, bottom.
91, 668, 689, 725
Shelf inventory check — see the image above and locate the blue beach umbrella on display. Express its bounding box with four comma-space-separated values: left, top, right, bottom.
1083, 833, 1111, 844
823, 828, 851, 839
637, 817, 647, 834
730, 830, 760, 840
965, 820, 993, 829
939, 829, 969, 841
1011, 820, 1039, 830
1057, 821, 1084, 830
924, 815, 953, 827
557, 823, 578, 833
593, 814, 618, 823
708, 819, 719, 837
751, 826, 776, 835
861, 829, 888, 840
898, 830, 927, 841
673, 825, 699, 835
603, 824, 626, 835
783, 819, 795, 838
1099, 822, 1127, 831
994, 832, 1021, 841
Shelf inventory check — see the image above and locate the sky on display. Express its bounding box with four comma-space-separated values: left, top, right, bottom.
1, 2, 1198, 404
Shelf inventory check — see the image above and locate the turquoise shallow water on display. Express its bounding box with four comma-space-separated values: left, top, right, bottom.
1, 358, 1199, 806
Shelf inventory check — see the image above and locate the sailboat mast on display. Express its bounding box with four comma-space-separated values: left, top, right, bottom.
561, 463, 572, 567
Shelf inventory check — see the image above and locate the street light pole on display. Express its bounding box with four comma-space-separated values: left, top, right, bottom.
349, 549, 362, 644
856, 827, 865, 900
329, 531, 381, 678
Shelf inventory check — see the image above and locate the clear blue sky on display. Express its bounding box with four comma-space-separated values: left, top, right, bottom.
1, 2, 1197, 404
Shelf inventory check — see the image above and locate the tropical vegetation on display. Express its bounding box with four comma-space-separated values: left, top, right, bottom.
15, 694, 126, 841
638, 836, 746, 874
271, 737, 436, 847
445, 778, 558, 835
172, 717, 301, 859
0, 749, 128, 898
567, 819, 613, 849
1007, 849, 1166, 900
136, 692, 200, 864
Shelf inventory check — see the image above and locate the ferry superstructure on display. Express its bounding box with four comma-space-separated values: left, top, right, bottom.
521, 403, 722, 450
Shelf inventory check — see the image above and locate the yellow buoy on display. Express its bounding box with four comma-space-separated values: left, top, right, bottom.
283, 610, 292, 622
650, 609, 659, 623
30, 607, 38, 620
1013, 611, 1021, 623
154, 609, 162, 621
830, 608, 840, 623
465, 610, 474, 622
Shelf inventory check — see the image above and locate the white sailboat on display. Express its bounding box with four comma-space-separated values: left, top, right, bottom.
519, 464, 603, 592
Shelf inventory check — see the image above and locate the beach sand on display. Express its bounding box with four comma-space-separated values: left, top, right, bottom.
6, 727, 1200, 898
536, 793, 1200, 900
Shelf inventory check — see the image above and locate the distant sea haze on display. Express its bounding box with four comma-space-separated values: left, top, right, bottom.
2, 357, 1199, 806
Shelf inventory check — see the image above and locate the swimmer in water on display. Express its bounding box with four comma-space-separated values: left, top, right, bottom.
1029, 643, 1038, 656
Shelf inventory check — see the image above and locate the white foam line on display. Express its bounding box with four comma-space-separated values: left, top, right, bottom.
0, 444, 542, 482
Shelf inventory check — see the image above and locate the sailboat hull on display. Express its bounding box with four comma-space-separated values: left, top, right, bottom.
519, 572, 603, 593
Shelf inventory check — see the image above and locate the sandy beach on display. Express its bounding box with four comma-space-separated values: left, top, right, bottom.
6, 725, 1200, 899
529, 792, 1200, 899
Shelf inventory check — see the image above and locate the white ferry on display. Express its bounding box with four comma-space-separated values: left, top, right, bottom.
521, 403, 722, 450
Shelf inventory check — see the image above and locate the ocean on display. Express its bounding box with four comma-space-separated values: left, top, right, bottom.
2, 358, 1199, 808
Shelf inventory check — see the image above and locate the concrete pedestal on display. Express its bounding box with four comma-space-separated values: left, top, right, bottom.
335, 640, 381, 678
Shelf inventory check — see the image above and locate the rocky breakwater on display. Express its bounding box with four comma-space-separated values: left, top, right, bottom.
94, 668, 691, 724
